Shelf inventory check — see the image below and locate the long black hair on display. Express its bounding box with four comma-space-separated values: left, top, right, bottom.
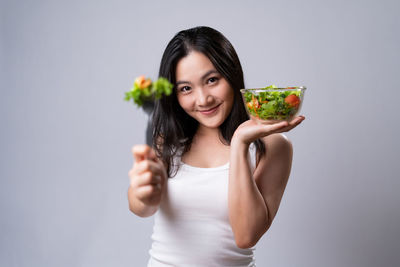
152, 26, 265, 177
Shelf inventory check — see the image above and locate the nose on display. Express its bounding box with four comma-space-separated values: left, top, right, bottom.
196, 88, 214, 107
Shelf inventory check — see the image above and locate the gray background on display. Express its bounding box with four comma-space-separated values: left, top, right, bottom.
1, 0, 399, 266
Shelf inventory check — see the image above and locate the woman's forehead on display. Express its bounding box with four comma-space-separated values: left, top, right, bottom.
175, 51, 217, 83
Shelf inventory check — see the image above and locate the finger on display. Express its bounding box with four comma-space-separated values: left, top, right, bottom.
289, 116, 305, 127
129, 171, 161, 188
147, 147, 157, 160
132, 145, 150, 162
132, 145, 156, 162
136, 172, 162, 187
135, 160, 164, 176
290, 115, 305, 124
263, 121, 289, 133
136, 184, 161, 200
277, 116, 305, 133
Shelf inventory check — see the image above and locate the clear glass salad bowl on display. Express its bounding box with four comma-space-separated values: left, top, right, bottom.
240, 86, 306, 124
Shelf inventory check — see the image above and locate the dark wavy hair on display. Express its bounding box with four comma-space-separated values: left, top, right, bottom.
152, 26, 265, 177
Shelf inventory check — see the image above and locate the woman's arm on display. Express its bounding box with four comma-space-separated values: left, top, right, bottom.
228, 117, 303, 248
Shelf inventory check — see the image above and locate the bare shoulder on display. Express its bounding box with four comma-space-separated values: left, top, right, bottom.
264, 133, 292, 152
257, 134, 293, 165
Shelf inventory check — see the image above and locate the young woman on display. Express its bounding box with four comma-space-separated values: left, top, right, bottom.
128, 26, 305, 266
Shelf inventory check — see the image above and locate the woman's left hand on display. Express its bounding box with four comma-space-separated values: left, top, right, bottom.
231, 116, 305, 146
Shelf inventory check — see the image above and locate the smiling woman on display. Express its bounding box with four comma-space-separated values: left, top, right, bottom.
127, 26, 305, 266
175, 51, 234, 130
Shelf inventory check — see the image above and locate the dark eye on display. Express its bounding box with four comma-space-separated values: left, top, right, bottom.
207, 77, 219, 84
179, 86, 191, 93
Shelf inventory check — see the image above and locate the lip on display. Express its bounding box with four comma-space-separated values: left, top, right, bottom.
199, 104, 221, 115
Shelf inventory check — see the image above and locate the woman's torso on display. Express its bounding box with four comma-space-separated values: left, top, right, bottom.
147, 143, 257, 267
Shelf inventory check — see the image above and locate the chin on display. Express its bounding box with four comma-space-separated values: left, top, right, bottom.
198, 119, 224, 129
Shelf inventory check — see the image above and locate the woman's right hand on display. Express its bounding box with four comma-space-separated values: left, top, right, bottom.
129, 145, 167, 207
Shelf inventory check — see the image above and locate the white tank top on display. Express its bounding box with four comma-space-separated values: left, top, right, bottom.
147, 143, 258, 267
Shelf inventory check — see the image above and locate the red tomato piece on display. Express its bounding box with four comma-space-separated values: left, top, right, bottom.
285, 94, 300, 108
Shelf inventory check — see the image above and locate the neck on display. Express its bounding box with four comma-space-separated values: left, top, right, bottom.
195, 125, 227, 145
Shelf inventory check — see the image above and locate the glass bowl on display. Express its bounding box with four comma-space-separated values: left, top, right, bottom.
240, 86, 306, 124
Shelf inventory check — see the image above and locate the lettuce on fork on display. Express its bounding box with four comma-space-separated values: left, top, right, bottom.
124, 76, 173, 107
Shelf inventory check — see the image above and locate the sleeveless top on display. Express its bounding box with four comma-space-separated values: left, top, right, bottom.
147, 143, 258, 267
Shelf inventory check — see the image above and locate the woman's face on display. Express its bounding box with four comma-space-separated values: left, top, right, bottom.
175, 51, 234, 129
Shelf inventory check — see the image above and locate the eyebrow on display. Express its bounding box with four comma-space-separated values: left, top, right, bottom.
175, 69, 219, 86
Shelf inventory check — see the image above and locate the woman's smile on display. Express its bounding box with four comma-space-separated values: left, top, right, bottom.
198, 103, 222, 115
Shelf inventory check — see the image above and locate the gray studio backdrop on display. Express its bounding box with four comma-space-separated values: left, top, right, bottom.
1, 0, 399, 266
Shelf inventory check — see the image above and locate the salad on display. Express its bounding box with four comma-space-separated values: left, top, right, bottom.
242, 85, 304, 121
124, 76, 173, 107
